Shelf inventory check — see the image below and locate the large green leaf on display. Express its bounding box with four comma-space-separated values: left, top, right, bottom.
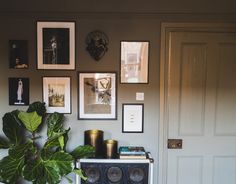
9, 141, 35, 159
27, 101, 46, 117
0, 136, 10, 149
43, 129, 70, 151
47, 151, 74, 176
74, 169, 87, 181
23, 158, 60, 184
47, 112, 64, 138
23, 152, 74, 184
0, 155, 25, 183
2, 112, 23, 145
71, 145, 95, 159
18, 111, 42, 133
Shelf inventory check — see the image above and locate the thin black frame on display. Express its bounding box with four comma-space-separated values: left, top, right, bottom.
37, 21, 76, 70
78, 71, 117, 120
8, 77, 30, 106
122, 103, 144, 133
120, 41, 150, 84
42, 76, 72, 114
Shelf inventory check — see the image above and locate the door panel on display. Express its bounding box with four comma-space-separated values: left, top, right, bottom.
166, 31, 236, 184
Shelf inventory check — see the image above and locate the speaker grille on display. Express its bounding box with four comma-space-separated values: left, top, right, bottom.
128, 167, 145, 183
106, 166, 123, 183
84, 166, 101, 183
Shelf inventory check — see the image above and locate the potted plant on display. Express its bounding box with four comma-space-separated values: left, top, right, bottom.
0, 101, 95, 184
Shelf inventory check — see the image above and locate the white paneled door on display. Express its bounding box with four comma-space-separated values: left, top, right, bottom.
159, 24, 236, 184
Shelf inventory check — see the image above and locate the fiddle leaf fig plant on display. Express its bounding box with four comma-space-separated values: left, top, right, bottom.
0, 102, 95, 184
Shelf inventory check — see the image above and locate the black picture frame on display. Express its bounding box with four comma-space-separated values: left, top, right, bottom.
9, 77, 29, 106
42, 76, 71, 114
122, 103, 144, 133
37, 21, 75, 70
9, 40, 28, 69
120, 41, 149, 84
78, 72, 117, 120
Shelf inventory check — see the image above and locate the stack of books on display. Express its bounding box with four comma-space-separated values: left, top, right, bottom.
119, 146, 147, 159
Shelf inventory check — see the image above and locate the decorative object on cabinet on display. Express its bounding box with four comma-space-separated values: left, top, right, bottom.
9, 40, 28, 69
120, 41, 149, 83
37, 21, 75, 70
0, 101, 95, 184
86, 30, 109, 61
78, 72, 117, 120
8, 77, 29, 106
84, 129, 104, 158
122, 103, 144, 133
42, 76, 71, 113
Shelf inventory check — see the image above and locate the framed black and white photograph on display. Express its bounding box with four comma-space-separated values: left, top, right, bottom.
9, 78, 29, 106
120, 41, 149, 83
9, 40, 28, 69
43, 77, 71, 113
122, 103, 144, 133
37, 21, 75, 70
78, 72, 117, 120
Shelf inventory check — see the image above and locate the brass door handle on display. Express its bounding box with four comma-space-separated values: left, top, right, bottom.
167, 139, 183, 149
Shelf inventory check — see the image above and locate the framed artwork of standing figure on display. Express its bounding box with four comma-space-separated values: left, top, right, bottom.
37, 21, 75, 70
9, 78, 29, 106
9, 40, 28, 69
42, 77, 71, 114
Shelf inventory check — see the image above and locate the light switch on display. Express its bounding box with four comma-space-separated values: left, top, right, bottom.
136, 92, 144, 101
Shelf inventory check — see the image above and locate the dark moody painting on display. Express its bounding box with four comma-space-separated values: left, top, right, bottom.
9, 40, 28, 69
43, 28, 69, 65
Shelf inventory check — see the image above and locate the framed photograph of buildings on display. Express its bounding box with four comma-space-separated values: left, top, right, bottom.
78, 72, 117, 120
120, 41, 149, 83
9, 40, 28, 69
42, 77, 71, 113
37, 21, 75, 70
122, 103, 144, 133
9, 78, 29, 106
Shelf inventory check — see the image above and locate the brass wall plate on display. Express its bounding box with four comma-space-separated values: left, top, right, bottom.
167, 139, 183, 149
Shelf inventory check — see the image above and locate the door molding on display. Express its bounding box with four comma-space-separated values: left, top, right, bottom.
159, 22, 236, 184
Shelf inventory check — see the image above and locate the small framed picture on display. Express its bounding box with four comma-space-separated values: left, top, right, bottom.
9, 40, 28, 69
78, 72, 117, 120
122, 103, 144, 133
120, 41, 149, 83
37, 21, 75, 70
42, 77, 71, 113
9, 78, 29, 106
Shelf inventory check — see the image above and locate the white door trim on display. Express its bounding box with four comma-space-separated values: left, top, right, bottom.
158, 22, 236, 184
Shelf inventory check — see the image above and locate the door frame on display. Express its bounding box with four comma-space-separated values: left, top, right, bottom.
158, 22, 236, 184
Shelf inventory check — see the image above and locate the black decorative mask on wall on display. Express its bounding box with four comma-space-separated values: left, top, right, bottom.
86, 30, 109, 61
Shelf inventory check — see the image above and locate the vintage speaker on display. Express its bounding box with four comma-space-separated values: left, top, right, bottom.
76, 154, 154, 184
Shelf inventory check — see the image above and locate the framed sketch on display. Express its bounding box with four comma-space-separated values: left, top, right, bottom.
120, 41, 149, 83
37, 21, 75, 70
78, 72, 117, 120
9, 40, 28, 69
9, 78, 29, 106
122, 103, 144, 133
43, 77, 71, 113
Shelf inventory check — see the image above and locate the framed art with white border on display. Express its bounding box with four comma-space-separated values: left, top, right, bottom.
120, 41, 149, 83
43, 76, 71, 113
78, 72, 117, 120
122, 103, 144, 133
37, 21, 75, 70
